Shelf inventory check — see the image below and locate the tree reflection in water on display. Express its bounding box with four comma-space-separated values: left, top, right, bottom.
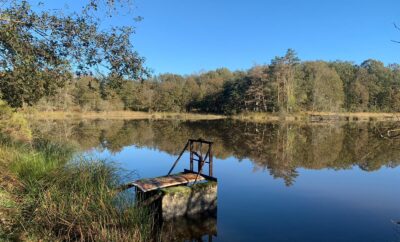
31, 119, 400, 186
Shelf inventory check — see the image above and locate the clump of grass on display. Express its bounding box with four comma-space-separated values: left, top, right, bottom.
25, 160, 153, 241
0, 188, 16, 208
8, 139, 75, 185
0, 137, 154, 241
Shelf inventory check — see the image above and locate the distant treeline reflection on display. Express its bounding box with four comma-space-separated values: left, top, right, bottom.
32, 120, 400, 185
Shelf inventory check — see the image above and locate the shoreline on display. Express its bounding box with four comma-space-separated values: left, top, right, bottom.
24, 111, 400, 122
24, 111, 226, 121
232, 111, 400, 123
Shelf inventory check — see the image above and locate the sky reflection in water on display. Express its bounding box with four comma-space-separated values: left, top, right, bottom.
35, 120, 400, 241
87, 147, 400, 242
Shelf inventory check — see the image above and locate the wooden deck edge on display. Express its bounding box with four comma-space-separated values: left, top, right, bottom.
130, 172, 210, 193
183, 169, 218, 181
130, 182, 147, 192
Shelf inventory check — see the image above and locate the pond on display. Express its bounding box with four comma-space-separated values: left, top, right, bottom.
31, 119, 400, 242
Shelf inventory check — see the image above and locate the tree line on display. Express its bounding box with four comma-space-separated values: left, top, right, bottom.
21, 49, 400, 114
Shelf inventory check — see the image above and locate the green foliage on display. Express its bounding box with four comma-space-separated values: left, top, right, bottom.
219, 74, 249, 114
329, 61, 358, 110
270, 49, 300, 112
153, 74, 188, 112
27, 52, 400, 114
74, 77, 103, 111
298, 62, 344, 111
0, 0, 148, 107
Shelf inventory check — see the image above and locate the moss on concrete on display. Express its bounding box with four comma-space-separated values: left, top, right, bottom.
161, 181, 217, 196
192, 181, 217, 192
161, 186, 191, 195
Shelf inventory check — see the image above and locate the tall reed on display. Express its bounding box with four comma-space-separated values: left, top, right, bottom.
27, 160, 154, 241
0, 138, 154, 241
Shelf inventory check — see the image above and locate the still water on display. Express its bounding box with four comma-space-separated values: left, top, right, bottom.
32, 119, 400, 242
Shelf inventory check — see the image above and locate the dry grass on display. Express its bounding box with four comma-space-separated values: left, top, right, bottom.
232, 111, 400, 123
0, 143, 26, 241
26, 111, 226, 121
24, 110, 400, 123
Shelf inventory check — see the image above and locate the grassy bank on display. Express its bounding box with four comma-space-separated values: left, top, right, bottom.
0, 138, 153, 241
232, 111, 400, 123
25, 110, 226, 121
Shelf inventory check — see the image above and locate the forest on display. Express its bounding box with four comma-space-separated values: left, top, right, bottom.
2, 2, 400, 115
4, 49, 400, 114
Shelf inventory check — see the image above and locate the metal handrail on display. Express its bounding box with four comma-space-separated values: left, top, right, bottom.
167, 141, 189, 176
167, 138, 214, 181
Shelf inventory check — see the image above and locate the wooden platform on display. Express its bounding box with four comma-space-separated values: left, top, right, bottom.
131, 172, 206, 192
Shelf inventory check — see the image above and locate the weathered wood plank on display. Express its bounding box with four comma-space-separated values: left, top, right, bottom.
130, 172, 206, 192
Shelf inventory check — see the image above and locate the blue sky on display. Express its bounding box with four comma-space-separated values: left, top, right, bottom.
32, 0, 400, 74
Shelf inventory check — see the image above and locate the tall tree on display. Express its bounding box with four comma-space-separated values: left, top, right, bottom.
270, 49, 300, 112
300, 62, 344, 111
220, 72, 248, 114
74, 76, 102, 111
153, 74, 186, 112
244, 66, 273, 112
329, 61, 358, 110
